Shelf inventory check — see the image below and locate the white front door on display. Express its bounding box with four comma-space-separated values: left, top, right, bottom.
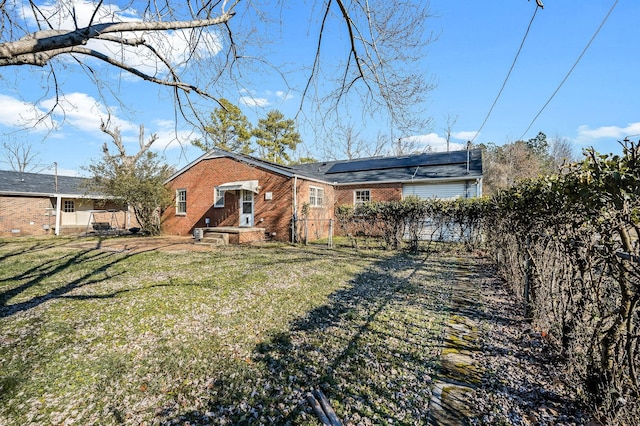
239, 190, 254, 227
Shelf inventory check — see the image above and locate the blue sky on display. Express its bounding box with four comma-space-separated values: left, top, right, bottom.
0, 0, 637, 176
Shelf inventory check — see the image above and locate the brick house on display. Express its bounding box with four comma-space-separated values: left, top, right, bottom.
163, 148, 483, 243
0, 170, 133, 237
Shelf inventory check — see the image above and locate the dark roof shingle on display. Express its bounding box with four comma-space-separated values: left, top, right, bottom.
0, 170, 100, 196
291, 148, 482, 184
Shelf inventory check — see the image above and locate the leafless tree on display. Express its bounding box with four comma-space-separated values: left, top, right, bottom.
550, 134, 575, 172
1, 137, 40, 172
368, 132, 391, 157
481, 139, 552, 196
0, 1, 435, 134
323, 122, 367, 160
99, 121, 157, 169
391, 135, 419, 156
443, 114, 458, 152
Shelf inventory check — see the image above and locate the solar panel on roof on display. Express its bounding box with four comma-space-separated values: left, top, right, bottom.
325, 150, 469, 174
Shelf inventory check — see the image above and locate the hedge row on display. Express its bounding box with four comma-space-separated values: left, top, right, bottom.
334, 140, 640, 422
483, 140, 640, 422
335, 196, 484, 251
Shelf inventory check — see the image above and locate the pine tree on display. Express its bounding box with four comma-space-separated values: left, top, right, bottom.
192, 99, 253, 154
252, 110, 301, 164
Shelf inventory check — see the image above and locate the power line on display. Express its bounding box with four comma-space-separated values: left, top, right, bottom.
518, 0, 619, 141
470, 3, 542, 144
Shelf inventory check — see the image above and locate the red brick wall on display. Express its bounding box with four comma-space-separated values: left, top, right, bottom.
335, 183, 402, 206
295, 180, 336, 241
162, 157, 295, 241
0, 195, 55, 237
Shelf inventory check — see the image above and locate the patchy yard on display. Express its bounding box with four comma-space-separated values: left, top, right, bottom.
0, 236, 587, 425
0, 236, 455, 425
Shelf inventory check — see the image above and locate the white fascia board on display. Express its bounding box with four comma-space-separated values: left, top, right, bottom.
292, 174, 333, 186
164, 148, 296, 184
401, 176, 482, 184
0, 191, 109, 199
333, 176, 482, 186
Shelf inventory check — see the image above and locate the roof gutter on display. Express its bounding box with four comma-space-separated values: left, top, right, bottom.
333, 175, 483, 186
0, 191, 109, 199
292, 175, 298, 243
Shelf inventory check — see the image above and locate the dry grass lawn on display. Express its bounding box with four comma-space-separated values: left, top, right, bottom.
0, 235, 461, 425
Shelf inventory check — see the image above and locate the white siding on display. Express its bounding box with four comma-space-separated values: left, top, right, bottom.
402, 182, 477, 200
60, 199, 94, 226
402, 181, 480, 241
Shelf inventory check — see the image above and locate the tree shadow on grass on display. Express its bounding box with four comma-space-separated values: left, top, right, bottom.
0, 238, 175, 319
0, 238, 69, 262
168, 253, 462, 425
0, 238, 215, 416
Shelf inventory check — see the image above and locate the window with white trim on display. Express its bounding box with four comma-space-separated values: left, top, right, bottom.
63, 200, 75, 213
176, 189, 187, 214
354, 190, 371, 206
309, 186, 324, 207
214, 188, 225, 208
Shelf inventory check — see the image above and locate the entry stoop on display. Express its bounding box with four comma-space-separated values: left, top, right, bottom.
193, 227, 266, 245
194, 230, 229, 246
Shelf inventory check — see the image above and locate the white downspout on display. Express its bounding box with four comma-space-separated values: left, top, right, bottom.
292, 176, 298, 243
54, 195, 62, 236
466, 142, 471, 175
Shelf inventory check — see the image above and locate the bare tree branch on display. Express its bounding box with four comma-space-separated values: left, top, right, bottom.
1, 1, 435, 153
55, 46, 216, 98
0, 15, 234, 65
100, 120, 158, 168
1, 138, 40, 172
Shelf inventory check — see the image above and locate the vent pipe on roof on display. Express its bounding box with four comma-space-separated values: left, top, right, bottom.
411, 166, 420, 180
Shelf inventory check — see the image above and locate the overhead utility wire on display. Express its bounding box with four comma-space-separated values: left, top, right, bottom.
470, 3, 542, 144
518, 0, 619, 141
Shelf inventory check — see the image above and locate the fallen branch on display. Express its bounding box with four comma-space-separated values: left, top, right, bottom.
306, 392, 331, 425
314, 389, 343, 426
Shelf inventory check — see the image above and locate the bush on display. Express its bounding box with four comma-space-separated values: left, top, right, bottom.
483, 140, 640, 422
335, 196, 487, 252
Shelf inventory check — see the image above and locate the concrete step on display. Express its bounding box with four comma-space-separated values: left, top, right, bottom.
195, 239, 225, 247
203, 232, 229, 245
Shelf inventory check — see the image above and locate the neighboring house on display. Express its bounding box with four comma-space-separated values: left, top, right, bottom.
0, 170, 133, 237
162, 147, 483, 243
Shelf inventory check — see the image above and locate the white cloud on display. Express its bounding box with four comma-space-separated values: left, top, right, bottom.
239, 96, 270, 108
238, 88, 296, 108
575, 122, 640, 144
149, 120, 196, 151
39, 92, 135, 134
22, 0, 222, 78
32, 92, 189, 153
276, 91, 295, 101
405, 133, 466, 152
0, 94, 55, 130
40, 164, 83, 177
451, 131, 478, 142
